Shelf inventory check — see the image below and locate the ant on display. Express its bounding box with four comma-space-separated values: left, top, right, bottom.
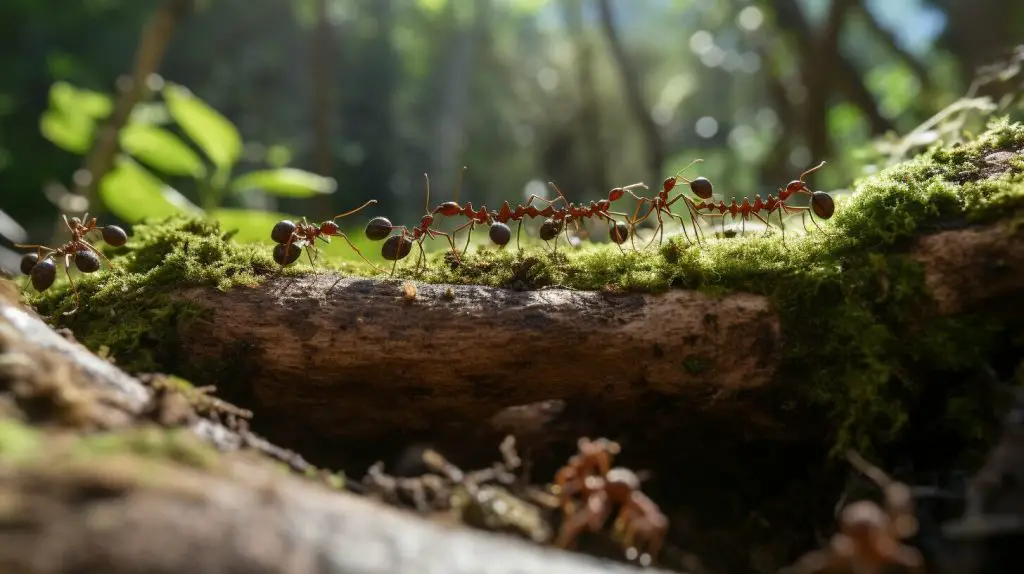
431, 166, 568, 253
620, 159, 712, 249
16, 213, 128, 313
270, 200, 380, 271
364, 173, 460, 276
539, 182, 641, 253
692, 161, 835, 244
787, 450, 923, 574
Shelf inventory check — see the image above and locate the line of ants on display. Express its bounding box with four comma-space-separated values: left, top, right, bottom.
266, 158, 837, 275
15, 159, 836, 302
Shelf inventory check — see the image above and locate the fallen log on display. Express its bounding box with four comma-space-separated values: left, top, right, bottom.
1, 280, 662, 574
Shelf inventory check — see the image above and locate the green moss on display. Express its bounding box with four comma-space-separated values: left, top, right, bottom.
26, 217, 282, 372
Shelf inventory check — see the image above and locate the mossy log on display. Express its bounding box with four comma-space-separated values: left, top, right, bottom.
22, 120, 1024, 461
173, 210, 1024, 443
0, 280, 661, 574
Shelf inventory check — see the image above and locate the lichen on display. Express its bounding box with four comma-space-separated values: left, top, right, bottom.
19, 118, 1024, 459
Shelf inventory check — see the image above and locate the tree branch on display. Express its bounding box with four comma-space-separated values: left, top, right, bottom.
72, 0, 193, 214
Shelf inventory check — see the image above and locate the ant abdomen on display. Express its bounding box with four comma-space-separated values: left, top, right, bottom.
539, 219, 562, 241
101, 225, 128, 247
271, 220, 297, 244
610, 221, 630, 244
811, 191, 835, 219
20, 253, 39, 275
30, 258, 57, 291
690, 177, 714, 200
382, 235, 413, 261
365, 217, 393, 241
74, 250, 101, 273
489, 222, 512, 247
273, 243, 302, 266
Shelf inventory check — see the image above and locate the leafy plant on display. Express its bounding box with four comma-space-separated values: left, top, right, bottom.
38, 78, 337, 244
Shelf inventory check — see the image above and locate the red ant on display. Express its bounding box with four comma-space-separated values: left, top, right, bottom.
691, 161, 835, 244
16, 213, 128, 313
619, 159, 711, 249
270, 200, 380, 271
431, 167, 568, 253
364, 173, 461, 276
539, 181, 641, 253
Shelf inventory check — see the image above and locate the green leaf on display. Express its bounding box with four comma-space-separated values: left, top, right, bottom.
230, 168, 337, 197
39, 110, 95, 154
49, 81, 113, 119
163, 83, 242, 171
99, 157, 203, 223
119, 123, 208, 178
210, 208, 300, 244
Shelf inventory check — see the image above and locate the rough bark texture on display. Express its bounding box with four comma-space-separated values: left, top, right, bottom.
0, 455, 667, 574
913, 219, 1024, 315
169, 216, 1024, 445
0, 281, 661, 574
177, 280, 779, 441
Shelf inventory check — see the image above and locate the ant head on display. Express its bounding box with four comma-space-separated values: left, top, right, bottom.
662, 177, 677, 194
811, 191, 835, 219
69, 216, 83, 226
434, 201, 462, 217
785, 180, 808, 195
609, 187, 625, 201
422, 214, 435, 226
319, 221, 339, 236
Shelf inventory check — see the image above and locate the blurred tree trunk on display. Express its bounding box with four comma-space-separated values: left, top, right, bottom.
926, 0, 1018, 79
766, 0, 893, 167
311, 0, 333, 217
564, 0, 608, 200
595, 0, 664, 193
340, 0, 397, 212
429, 2, 490, 201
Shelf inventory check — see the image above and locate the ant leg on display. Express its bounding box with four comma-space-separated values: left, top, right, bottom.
306, 245, 317, 270
61, 253, 81, 315
428, 229, 460, 263
643, 212, 664, 250
335, 232, 384, 273
390, 256, 400, 278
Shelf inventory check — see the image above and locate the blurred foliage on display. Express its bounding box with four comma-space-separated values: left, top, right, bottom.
0, 0, 1023, 267
35, 76, 336, 244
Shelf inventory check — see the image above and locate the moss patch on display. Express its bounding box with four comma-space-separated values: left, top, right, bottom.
21, 119, 1024, 458
25, 218, 284, 372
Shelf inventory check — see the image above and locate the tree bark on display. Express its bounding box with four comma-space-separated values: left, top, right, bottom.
0, 453, 664, 574
177, 282, 779, 441
162, 211, 1024, 446
595, 0, 664, 191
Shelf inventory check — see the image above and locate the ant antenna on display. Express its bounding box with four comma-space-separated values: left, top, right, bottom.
672, 158, 704, 182
331, 199, 378, 220
423, 173, 431, 215
799, 160, 827, 184
547, 181, 570, 205
454, 166, 467, 205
